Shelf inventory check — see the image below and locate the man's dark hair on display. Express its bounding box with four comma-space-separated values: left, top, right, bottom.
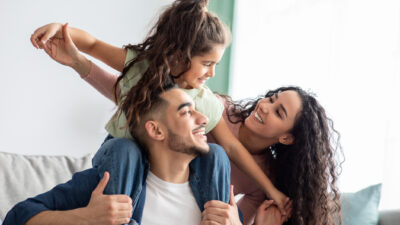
131, 84, 176, 148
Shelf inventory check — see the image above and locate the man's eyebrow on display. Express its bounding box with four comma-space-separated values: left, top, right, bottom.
177, 102, 192, 111
275, 93, 288, 118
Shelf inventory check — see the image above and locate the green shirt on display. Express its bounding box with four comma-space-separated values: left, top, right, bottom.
105, 49, 224, 139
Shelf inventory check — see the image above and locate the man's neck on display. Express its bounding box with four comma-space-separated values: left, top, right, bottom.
147, 145, 194, 184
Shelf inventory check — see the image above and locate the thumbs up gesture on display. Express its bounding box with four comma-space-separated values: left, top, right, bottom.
201, 185, 242, 225
81, 172, 133, 225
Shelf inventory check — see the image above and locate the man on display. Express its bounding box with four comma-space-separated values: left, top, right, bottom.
3, 87, 243, 225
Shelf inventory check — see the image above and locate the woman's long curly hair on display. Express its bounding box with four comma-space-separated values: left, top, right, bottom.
225, 86, 343, 225
113, 0, 231, 134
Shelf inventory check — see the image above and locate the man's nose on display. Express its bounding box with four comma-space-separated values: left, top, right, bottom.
196, 111, 209, 125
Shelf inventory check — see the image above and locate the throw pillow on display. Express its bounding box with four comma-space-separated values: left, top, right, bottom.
341, 183, 382, 225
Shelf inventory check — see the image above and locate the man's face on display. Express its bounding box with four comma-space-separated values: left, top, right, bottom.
161, 89, 209, 155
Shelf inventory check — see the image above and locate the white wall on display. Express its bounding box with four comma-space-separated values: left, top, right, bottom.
231, 0, 400, 209
0, 0, 173, 157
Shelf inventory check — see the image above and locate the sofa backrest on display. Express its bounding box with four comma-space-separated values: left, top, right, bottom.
0, 151, 92, 220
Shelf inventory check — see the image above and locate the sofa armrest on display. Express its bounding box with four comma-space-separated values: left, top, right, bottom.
378, 209, 400, 225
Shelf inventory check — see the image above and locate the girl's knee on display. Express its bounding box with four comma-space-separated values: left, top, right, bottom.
93, 138, 143, 166
207, 143, 229, 162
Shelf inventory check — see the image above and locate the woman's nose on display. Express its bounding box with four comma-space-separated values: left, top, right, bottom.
259, 102, 270, 114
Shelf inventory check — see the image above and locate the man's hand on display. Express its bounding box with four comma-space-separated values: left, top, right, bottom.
201, 185, 242, 225
79, 171, 133, 225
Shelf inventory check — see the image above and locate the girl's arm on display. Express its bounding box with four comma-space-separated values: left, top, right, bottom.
210, 117, 289, 217
31, 23, 126, 72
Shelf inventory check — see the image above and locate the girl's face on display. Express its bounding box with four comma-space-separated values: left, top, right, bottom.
175, 45, 225, 89
244, 90, 302, 144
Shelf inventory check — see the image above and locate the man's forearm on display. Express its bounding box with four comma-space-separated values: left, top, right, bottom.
25, 208, 89, 225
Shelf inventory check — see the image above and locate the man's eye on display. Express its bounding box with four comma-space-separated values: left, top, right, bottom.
184, 110, 192, 115
204, 63, 212, 67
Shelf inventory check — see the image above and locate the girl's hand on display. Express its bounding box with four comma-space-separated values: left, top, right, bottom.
43, 23, 91, 77
201, 185, 242, 225
267, 188, 292, 220
31, 23, 63, 49
254, 200, 283, 225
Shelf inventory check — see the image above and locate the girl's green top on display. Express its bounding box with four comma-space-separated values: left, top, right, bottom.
105, 49, 224, 139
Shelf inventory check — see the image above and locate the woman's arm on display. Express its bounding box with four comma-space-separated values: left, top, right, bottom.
31, 23, 127, 72
210, 118, 289, 217
237, 193, 265, 225
41, 23, 120, 103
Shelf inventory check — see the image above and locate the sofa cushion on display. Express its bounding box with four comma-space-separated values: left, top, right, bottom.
341, 183, 382, 225
0, 151, 92, 220
378, 209, 400, 225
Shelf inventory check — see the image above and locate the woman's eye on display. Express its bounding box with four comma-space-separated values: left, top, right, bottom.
276, 110, 282, 119
269, 97, 274, 103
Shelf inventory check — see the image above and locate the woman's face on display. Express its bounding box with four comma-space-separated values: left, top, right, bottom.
244, 90, 302, 143
174, 45, 225, 89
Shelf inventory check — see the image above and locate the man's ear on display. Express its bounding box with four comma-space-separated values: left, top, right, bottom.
278, 133, 294, 145
145, 121, 165, 141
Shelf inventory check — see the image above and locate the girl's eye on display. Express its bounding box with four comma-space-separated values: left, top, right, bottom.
269, 97, 274, 103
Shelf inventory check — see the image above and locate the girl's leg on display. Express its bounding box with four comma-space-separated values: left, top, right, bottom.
189, 143, 231, 211
92, 137, 147, 200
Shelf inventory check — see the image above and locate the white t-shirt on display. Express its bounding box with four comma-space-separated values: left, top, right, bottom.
141, 172, 202, 225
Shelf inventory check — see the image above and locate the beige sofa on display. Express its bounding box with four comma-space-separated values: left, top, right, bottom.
0, 151, 399, 224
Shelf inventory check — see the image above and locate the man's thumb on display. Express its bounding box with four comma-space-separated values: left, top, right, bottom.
93, 171, 110, 195
229, 185, 236, 206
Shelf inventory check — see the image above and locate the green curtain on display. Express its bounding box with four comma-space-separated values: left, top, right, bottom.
208, 0, 235, 95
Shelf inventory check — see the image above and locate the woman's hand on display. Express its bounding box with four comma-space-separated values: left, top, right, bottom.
254, 200, 283, 225
31, 23, 64, 49
201, 185, 242, 225
42, 23, 92, 78
267, 188, 292, 220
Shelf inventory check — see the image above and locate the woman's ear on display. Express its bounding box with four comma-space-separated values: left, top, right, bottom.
278, 133, 294, 145
145, 121, 165, 141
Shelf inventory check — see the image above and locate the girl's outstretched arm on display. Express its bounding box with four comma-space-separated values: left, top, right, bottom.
31, 23, 127, 72
210, 117, 290, 217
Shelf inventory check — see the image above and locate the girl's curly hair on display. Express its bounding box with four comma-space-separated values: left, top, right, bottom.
113, 0, 230, 135
226, 86, 343, 225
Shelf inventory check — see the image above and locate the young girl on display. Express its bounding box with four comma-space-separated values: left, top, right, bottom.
31, 0, 290, 217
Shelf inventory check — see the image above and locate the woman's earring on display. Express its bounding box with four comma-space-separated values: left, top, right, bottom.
268, 145, 277, 159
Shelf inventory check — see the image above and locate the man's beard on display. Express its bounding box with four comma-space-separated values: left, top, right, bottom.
167, 128, 209, 155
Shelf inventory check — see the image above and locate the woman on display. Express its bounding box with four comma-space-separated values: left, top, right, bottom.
207, 86, 343, 225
